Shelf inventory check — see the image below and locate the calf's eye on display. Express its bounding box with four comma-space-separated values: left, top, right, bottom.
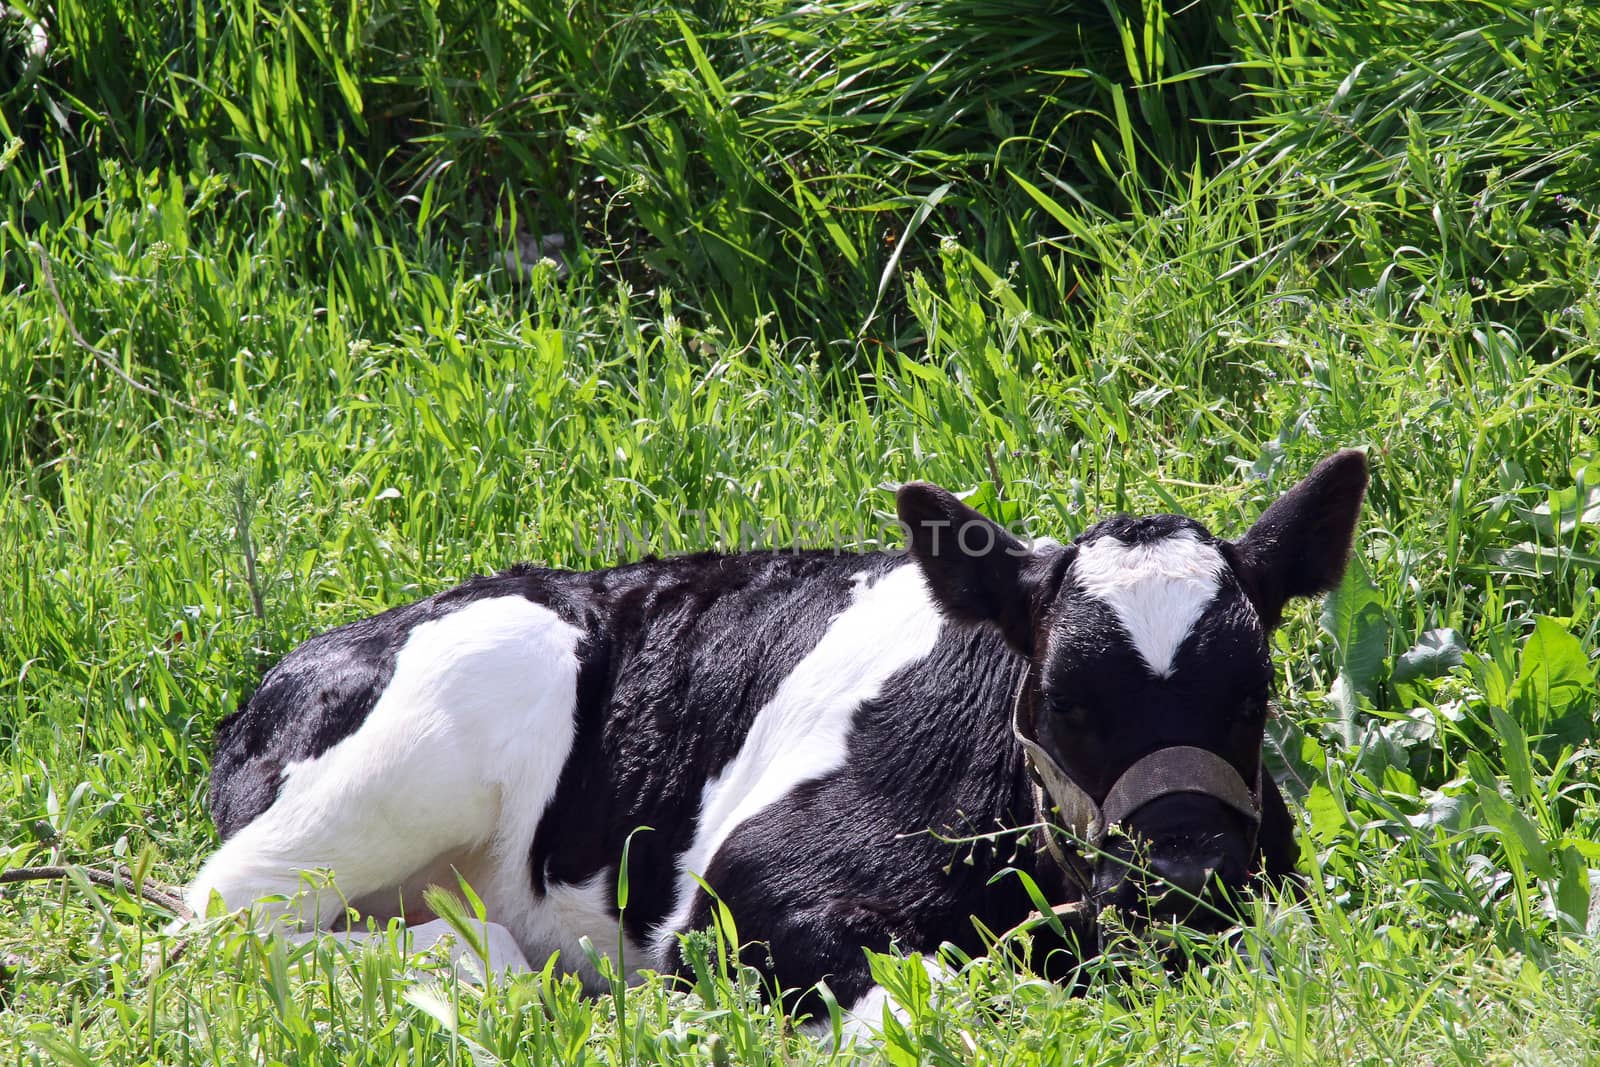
1051, 703, 1090, 727
1242, 699, 1273, 722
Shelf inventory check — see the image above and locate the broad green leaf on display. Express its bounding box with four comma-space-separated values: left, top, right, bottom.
1485, 543, 1600, 578
1489, 705, 1537, 803
1321, 552, 1389, 700
1325, 672, 1370, 749
1303, 782, 1348, 845
1513, 616, 1596, 730
1475, 784, 1556, 881
1407, 788, 1471, 831
1464, 649, 1514, 711
1555, 846, 1591, 934
1517, 456, 1600, 538
1392, 628, 1468, 686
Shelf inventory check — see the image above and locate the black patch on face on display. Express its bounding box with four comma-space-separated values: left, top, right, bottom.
1076, 512, 1211, 548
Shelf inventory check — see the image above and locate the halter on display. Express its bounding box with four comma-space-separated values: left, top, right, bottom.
1011, 672, 1263, 896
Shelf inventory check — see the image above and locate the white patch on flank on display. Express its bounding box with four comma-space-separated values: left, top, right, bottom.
1071, 528, 1225, 677
651, 564, 945, 960
185, 595, 640, 988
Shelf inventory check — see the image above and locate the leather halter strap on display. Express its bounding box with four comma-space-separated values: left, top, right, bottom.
1102, 746, 1261, 832
1012, 675, 1263, 888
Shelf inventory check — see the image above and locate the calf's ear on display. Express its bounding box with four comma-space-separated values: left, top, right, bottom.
1234, 450, 1369, 628
896, 483, 1068, 656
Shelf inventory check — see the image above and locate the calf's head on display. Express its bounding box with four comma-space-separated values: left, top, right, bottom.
898, 451, 1368, 926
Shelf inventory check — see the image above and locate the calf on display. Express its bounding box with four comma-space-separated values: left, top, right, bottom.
188, 451, 1367, 1017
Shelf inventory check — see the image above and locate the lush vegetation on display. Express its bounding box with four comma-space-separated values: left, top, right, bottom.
3, 0, 1599, 1061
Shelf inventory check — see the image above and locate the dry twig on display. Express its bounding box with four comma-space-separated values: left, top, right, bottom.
1, 863, 196, 976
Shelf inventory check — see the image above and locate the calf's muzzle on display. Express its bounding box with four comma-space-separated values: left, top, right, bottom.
1013, 684, 1262, 920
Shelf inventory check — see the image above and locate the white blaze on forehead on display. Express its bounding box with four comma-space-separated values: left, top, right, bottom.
1071, 528, 1226, 677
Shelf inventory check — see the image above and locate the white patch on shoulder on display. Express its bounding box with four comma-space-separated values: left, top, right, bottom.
651, 564, 945, 960
1071, 528, 1225, 677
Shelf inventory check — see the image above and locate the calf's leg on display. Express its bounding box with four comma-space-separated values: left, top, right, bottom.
283, 918, 534, 982
1255, 774, 1302, 883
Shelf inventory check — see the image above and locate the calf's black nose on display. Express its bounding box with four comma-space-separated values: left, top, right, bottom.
1148, 852, 1223, 902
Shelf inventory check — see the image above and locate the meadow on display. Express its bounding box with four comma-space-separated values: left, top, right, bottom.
3, 0, 1600, 1061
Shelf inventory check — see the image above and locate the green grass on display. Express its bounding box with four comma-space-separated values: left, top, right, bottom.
3, 0, 1600, 1061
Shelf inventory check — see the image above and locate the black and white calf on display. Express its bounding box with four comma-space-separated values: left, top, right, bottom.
189, 451, 1368, 1019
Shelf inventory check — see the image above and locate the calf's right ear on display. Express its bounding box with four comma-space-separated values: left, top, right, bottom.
896, 482, 1068, 656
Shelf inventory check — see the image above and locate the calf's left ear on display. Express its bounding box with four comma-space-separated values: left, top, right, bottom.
1233, 449, 1370, 628
896, 483, 1067, 656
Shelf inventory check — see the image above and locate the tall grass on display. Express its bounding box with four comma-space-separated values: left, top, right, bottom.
3, 0, 1600, 1062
